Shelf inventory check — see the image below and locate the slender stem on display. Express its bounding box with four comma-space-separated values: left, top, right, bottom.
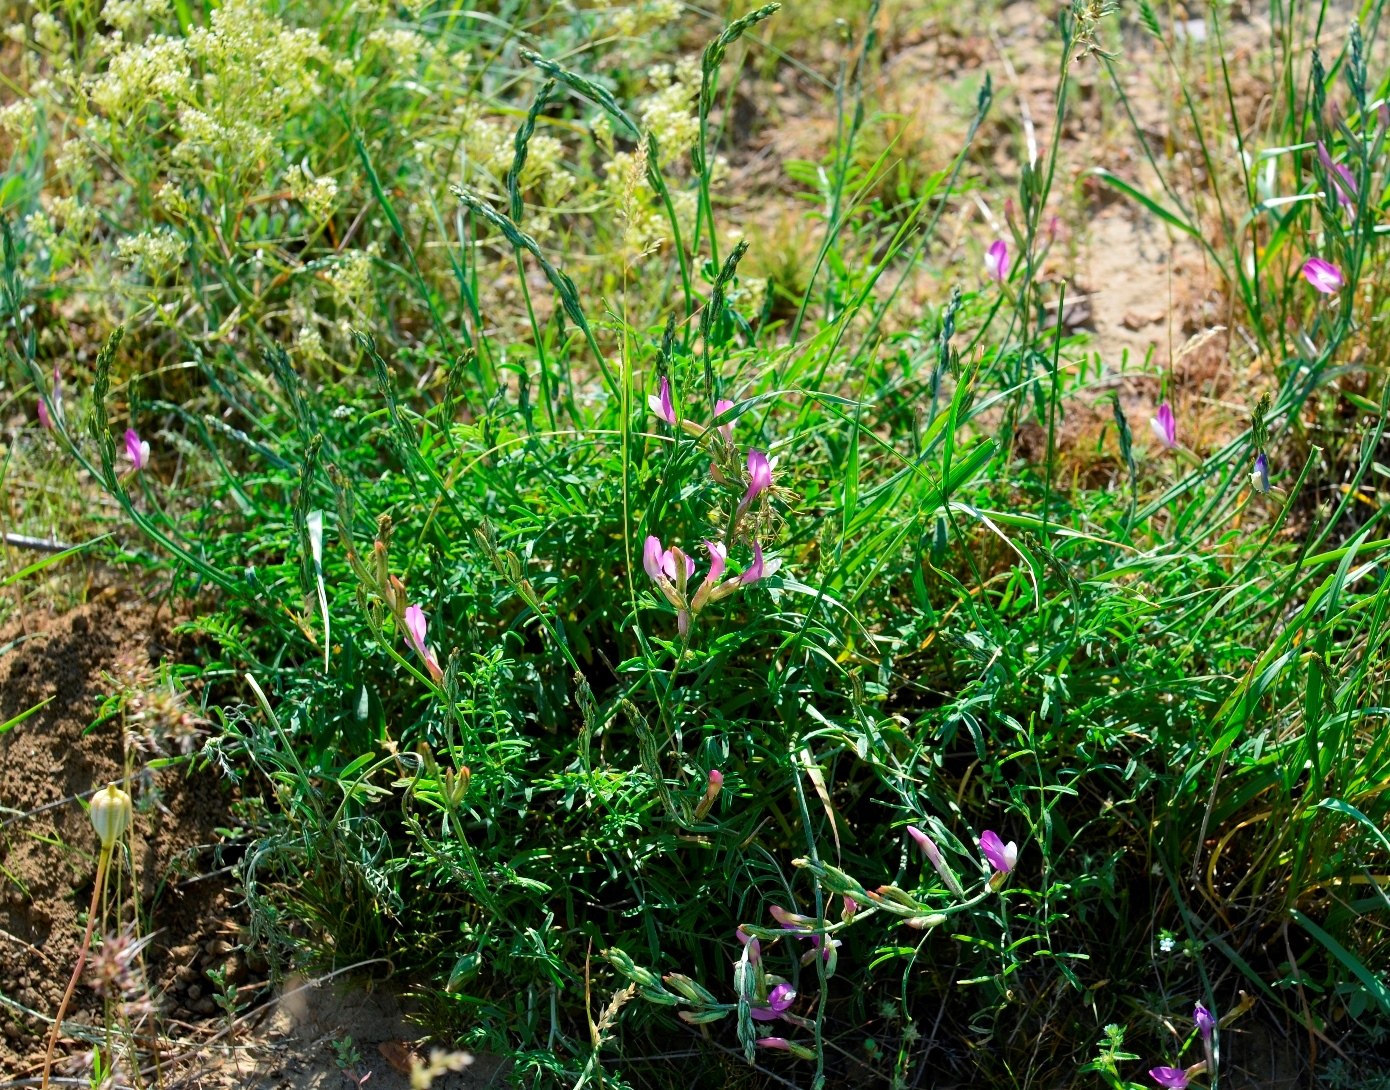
41, 847, 111, 1090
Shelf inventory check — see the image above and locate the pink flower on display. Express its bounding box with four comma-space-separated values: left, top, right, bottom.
403, 604, 444, 682
769, 904, 815, 932
979, 830, 1017, 875
1302, 257, 1344, 294
694, 768, 723, 819
984, 239, 1010, 282
642, 534, 692, 609
1194, 1003, 1215, 1041
37, 397, 52, 430
1149, 1066, 1189, 1089
1317, 142, 1357, 206
756, 1036, 814, 1059
739, 542, 767, 585
750, 982, 796, 1022
909, 825, 965, 896
647, 376, 676, 425
714, 398, 736, 444
1251, 452, 1271, 494
702, 539, 727, 584
801, 933, 842, 966
736, 927, 761, 965
124, 428, 150, 471
1150, 401, 1177, 448
740, 449, 773, 511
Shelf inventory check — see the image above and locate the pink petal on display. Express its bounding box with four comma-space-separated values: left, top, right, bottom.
642, 536, 665, 583
985, 239, 1010, 282
739, 542, 766, 585
1302, 257, 1344, 294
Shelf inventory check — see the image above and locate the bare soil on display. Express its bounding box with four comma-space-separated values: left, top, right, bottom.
0, 595, 257, 1081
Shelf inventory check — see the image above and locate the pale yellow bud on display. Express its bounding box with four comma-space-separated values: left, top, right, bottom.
89, 783, 132, 849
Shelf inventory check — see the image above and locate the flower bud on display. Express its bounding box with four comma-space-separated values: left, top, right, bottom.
89, 783, 132, 849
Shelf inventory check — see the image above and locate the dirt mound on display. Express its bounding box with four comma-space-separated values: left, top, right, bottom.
0, 596, 257, 1079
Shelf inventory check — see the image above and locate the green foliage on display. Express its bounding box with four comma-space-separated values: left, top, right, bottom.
1, 0, 1388, 1088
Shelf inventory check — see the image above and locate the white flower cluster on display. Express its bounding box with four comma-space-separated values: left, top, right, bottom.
611, 0, 682, 38
364, 27, 433, 69
89, 35, 189, 117
115, 228, 187, 277
100, 0, 172, 32
0, 98, 37, 137
329, 246, 378, 311
639, 60, 700, 164
289, 164, 339, 221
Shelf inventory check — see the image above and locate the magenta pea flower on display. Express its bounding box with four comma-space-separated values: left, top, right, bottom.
984, 239, 1009, 283
801, 932, 842, 967
642, 534, 692, 609
714, 398, 736, 444
37, 396, 52, 430
736, 926, 761, 965
740, 449, 773, 512
750, 982, 796, 1022
1317, 142, 1357, 207
403, 604, 444, 682
124, 428, 150, 471
740, 542, 768, 585
1251, 451, 1270, 494
1150, 401, 1177, 449
1194, 1003, 1215, 1041
647, 375, 677, 425
757, 1036, 814, 1059
908, 825, 964, 896
979, 830, 1017, 875
1302, 257, 1344, 294
1149, 1066, 1189, 1089
694, 768, 723, 819
769, 904, 816, 932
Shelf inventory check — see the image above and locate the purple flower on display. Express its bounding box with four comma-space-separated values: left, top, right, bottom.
984, 239, 1010, 283
769, 904, 815, 931
404, 604, 444, 682
124, 428, 150, 471
1317, 142, 1357, 207
643, 535, 691, 609
1251, 452, 1270, 494
909, 825, 964, 896
801, 932, 842, 966
694, 768, 724, 819
750, 982, 796, 1022
1150, 401, 1177, 449
979, 830, 1017, 875
1302, 257, 1344, 294
37, 396, 52, 430
907, 825, 941, 864
1194, 1003, 1215, 1041
647, 375, 676, 425
736, 926, 761, 965
755, 1036, 816, 1059
702, 539, 727, 584
714, 398, 736, 444
739, 542, 767, 586
740, 449, 773, 510
1149, 1066, 1189, 1089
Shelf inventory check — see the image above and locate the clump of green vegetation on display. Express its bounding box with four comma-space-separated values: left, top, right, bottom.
2, 0, 1389, 1087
